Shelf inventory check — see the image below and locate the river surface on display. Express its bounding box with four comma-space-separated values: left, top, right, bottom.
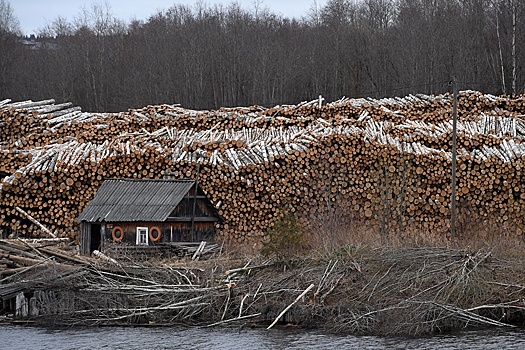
2, 325, 525, 349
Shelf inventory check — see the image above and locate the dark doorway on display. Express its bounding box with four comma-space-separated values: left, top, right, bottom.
90, 224, 101, 253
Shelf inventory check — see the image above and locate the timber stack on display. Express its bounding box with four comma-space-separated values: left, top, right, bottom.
1, 91, 525, 242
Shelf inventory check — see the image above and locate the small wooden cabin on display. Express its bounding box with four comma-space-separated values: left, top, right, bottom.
77, 178, 220, 255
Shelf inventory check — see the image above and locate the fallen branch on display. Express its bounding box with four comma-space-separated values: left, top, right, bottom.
206, 312, 261, 327
239, 293, 250, 317
434, 302, 515, 328
267, 283, 315, 330
316, 260, 338, 296
225, 261, 273, 275
466, 301, 525, 313
192, 241, 206, 260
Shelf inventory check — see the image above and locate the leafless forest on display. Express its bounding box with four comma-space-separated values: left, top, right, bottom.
1, 0, 524, 111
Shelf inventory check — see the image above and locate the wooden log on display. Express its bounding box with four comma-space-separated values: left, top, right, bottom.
15, 207, 56, 238
3, 92, 525, 242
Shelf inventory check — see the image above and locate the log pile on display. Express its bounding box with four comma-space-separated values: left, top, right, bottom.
0, 238, 84, 279
2, 91, 525, 242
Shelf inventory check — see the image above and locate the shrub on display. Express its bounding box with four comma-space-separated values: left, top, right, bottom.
261, 206, 305, 259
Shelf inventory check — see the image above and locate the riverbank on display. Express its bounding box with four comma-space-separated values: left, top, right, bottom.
1, 235, 525, 336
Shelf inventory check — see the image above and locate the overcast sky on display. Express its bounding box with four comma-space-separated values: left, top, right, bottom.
11, 0, 327, 36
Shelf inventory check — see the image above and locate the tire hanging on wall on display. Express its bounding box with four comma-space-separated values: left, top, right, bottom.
149, 226, 162, 243
111, 226, 124, 242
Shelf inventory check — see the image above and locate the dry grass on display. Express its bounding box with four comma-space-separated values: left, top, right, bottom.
299, 204, 525, 259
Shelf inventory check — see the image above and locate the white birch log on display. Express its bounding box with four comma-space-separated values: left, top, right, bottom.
15, 206, 57, 238
92, 250, 120, 266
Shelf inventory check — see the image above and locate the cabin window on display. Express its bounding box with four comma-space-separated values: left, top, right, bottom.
136, 227, 148, 245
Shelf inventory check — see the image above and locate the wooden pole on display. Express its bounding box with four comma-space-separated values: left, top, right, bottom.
451, 78, 458, 239
191, 162, 201, 241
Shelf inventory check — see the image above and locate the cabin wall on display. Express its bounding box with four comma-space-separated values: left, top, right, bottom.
104, 221, 216, 245
80, 222, 90, 255
171, 197, 219, 218
79, 222, 104, 255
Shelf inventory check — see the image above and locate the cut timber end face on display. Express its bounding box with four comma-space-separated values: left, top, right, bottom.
2, 92, 525, 241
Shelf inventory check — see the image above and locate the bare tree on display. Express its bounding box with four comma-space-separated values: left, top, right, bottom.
3, 0, 525, 110
0, 0, 20, 98
509, 0, 518, 95
490, 0, 524, 95
0, 0, 19, 34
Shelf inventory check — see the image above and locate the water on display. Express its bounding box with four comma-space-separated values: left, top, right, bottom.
2, 325, 525, 350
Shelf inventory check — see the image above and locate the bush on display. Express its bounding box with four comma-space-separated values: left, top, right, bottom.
261, 207, 305, 259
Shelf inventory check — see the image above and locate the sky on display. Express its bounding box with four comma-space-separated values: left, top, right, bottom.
11, 0, 328, 36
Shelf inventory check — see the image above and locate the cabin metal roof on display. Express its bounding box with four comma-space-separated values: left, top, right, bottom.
77, 178, 196, 222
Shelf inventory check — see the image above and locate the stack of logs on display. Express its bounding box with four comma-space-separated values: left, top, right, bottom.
0, 238, 85, 277
1, 91, 525, 242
